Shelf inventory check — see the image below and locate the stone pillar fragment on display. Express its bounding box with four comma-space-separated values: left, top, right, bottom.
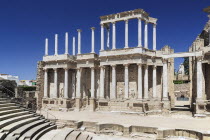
44, 68, 48, 98
91, 27, 95, 53
124, 64, 129, 99
65, 32, 69, 54
76, 68, 82, 98
144, 65, 148, 99
72, 72, 76, 98
64, 68, 69, 98
153, 65, 157, 98
45, 38, 48, 56
77, 29, 82, 54
111, 65, 116, 99
137, 64, 142, 99
112, 22, 116, 49
99, 66, 105, 99
91, 67, 95, 98
197, 58, 203, 99
163, 60, 168, 100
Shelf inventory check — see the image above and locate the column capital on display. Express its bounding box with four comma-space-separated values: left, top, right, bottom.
111, 64, 116, 68
153, 24, 157, 28
99, 65, 105, 69
64, 68, 69, 70
123, 64, 129, 67
77, 29, 82, 32
91, 27, 95, 30
197, 56, 203, 61
53, 68, 57, 71
43, 68, 48, 71
144, 64, 148, 68
124, 19, 129, 23
137, 63, 142, 67
112, 21, 116, 24
138, 17, 142, 20
90, 67, 95, 70
145, 20, 148, 24
162, 58, 168, 64
153, 65, 157, 69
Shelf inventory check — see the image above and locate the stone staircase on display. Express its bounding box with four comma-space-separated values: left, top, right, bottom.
0, 98, 93, 140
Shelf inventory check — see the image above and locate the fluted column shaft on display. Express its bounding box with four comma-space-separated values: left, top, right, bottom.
100, 66, 105, 98
107, 28, 110, 49
91, 27, 95, 53
137, 64, 142, 99
144, 21, 148, 49
153, 66, 157, 98
112, 22, 116, 49
197, 58, 203, 99
144, 65, 148, 99
111, 65, 116, 99
45, 38, 48, 56
44, 69, 48, 98
65, 32, 69, 54
55, 34, 58, 55
76, 68, 82, 98
72, 72, 76, 98
101, 24, 104, 51
163, 60, 168, 100
138, 18, 142, 47
124, 64, 129, 98
53, 68, 58, 98
64, 68, 69, 98
77, 29, 82, 54
91, 67, 95, 98
153, 24, 156, 50
125, 20, 129, 48
73, 37, 76, 55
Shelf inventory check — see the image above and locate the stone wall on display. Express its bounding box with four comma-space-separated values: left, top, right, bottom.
36, 61, 44, 109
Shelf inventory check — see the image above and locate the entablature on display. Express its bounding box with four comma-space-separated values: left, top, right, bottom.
43, 54, 75, 62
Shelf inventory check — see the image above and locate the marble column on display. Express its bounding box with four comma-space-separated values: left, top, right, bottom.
153, 65, 157, 98
144, 21, 148, 49
111, 65, 116, 99
55, 34, 58, 55
112, 22, 116, 50
73, 37, 76, 55
77, 29, 82, 54
137, 64, 142, 99
144, 65, 148, 99
53, 68, 58, 98
91, 27, 95, 53
65, 32, 69, 54
125, 20, 129, 48
101, 24, 104, 51
163, 60, 168, 100
72, 72, 76, 98
138, 18, 142, 47
91, 67, 95, 98
124, 64, 129, 99
64, 68, 69, 98
45, 38, 48, 56
76, 68, 82, 98
99, 66, 105, 99
153, 24, 156, 50
197, 57, 203, 99
44, 68, 48, 98
107, 28, 110, 49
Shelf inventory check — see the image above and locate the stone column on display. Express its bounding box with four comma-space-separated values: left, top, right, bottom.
64, 68, 69, 98
101, 24, 104, 51
137, 64, 142, 99
125, 20, 129, 48
112, 22, 116, 50
197, 57, 203, 99
99, 66, 105, 99
55, 34, 58, 55
44, 68, 48, 98
163, 59, 168, 100
153, 65, 157, 98
124, 64, 129, 99
138, 18, 142, 47
153, 24, 156, 50
144, 21, 148, 49
65, 32, 69, 54
91, 27, 95, 53
73, 37, 76, 55
107, 28, 110, 49
72, 72, 76, 98
91, 67, 95, 98
53, 68, 58, 98
144, 65, 148, 99
45, 38, 48, 56
77, 29, 82, 54
111, 65, 116, 99
76, 68, 82, 98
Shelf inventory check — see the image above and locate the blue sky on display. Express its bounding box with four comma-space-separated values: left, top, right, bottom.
0, 0, 209, 80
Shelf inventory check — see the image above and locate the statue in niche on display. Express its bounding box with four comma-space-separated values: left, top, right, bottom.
118, 88, 123, 99
130, 89, 136, 99
60, 88, 64, 98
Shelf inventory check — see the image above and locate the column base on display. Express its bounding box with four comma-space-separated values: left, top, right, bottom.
89, 98, 96, 112
75, 98, 82, 111
162, 100, 171, 113
194, 99, 206, 114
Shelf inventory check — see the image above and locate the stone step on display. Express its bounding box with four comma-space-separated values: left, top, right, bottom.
0, 108, 25, 116
52, 128, 74, 140
0, 103, 16, 107
77, 133, 90, 140
0, 98, 10, 101
18, 122, 51, 140
39, 129, 62, 140
0, 111, 29, 121
66, 131, 81, 140
0, 106, 20, 111
0, 113, 35, 129
0, 100, 11, 104
87, 136, 93, 140
32, 124, 57, 140
4, 119, 47, 140
0, 132, 6, 140
0, 116, 42, 133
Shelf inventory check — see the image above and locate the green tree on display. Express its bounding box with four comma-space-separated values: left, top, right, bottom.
183, 57, 189, 75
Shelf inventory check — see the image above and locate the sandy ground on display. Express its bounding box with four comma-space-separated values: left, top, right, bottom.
39, 110, 210, 132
